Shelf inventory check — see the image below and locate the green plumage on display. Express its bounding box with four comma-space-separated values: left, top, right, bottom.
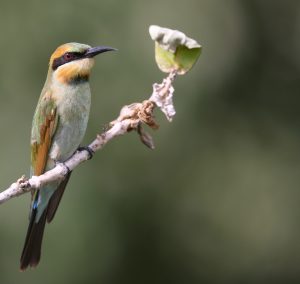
20, 42, 115, 270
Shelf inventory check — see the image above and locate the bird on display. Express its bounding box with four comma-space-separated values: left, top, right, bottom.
20, 42, 116, 271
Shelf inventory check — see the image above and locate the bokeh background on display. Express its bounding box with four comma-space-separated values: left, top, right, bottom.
0, 0, 300, 283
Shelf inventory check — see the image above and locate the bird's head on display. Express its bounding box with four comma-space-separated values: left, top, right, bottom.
49, 42, 116, 84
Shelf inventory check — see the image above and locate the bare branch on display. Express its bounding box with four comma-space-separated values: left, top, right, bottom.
0, 71, 177, 205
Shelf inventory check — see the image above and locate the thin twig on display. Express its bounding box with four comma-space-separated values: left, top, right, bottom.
0, 71, 177, 205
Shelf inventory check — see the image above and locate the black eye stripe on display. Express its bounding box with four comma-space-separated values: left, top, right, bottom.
52, 52, 85, 70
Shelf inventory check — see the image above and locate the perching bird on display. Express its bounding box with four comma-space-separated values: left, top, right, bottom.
20, 42, 116, 270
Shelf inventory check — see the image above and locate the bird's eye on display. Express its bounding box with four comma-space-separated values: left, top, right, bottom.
64, 53, 74, 61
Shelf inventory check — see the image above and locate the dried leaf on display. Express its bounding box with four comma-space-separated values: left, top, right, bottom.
137, 123, 155, 149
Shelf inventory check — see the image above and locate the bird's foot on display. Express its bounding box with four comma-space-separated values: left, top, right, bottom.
77, 146, 94, 160
54, 160, 71, 176
62, 163, 71, 175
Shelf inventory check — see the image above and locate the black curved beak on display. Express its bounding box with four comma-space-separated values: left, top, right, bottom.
84, 46, 117, 58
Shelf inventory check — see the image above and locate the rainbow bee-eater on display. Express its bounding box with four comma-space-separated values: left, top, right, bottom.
20, 42, 116, 271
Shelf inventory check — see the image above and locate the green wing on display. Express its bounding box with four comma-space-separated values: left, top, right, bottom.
20, 91, 59, 270
31, 91, 58, 177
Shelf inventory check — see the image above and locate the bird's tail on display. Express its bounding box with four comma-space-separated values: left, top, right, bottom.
20, 206, 47, 271
20, 172, 71, 271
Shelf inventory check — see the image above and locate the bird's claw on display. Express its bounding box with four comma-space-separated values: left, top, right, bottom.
78, 146, 94, 160
62, 163, 71, 176
54, 160, 71, 176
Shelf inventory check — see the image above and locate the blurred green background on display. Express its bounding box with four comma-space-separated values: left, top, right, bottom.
1, 0, 300, 283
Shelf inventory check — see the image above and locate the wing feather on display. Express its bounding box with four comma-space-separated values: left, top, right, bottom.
31, 92, 58, 176
30, 92, 58, 203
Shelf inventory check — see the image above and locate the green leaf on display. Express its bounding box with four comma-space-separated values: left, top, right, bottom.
149, 25, 202, 74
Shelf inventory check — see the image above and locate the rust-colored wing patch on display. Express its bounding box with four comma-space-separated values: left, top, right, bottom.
31, 99, 57, 176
